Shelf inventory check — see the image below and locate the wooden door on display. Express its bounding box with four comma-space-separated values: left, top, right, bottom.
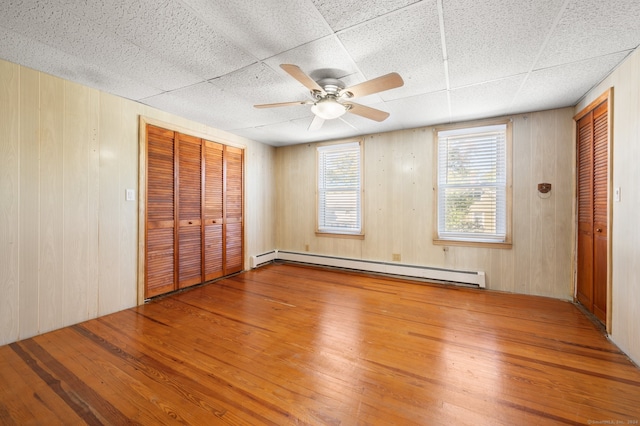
576, 113, 594, 311
146, 125, 176, 298
144, 124, 244, 298
576, 97, 609, 324
224, 146, 244, 274
592, 102, 608, 322
177, 133, 203, 289
204, 141, 224, 281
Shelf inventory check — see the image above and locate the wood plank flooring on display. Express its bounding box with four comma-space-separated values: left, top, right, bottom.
1, 262, 639, 425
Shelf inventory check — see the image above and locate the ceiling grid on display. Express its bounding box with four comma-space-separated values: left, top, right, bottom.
1, 0, 639, 145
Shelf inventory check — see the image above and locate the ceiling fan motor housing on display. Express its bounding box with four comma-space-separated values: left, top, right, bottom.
315, 78, 345, 97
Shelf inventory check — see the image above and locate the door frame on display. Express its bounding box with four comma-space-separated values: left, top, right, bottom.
573, 88, 613, 333
137, 116, 246, 305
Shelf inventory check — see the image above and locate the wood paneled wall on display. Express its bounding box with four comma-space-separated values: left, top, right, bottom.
0, 59, 276, 346
577, 47, 640, 365
275, 108, 575, 299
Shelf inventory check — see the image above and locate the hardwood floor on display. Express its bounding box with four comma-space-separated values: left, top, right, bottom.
1, 262, 639, 425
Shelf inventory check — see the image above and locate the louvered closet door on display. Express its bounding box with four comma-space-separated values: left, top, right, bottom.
146, 125, 176, 298
177, 133, 203, 289
576, 112, 594, 311
225, 146, 243, 274
144, 124, 244, 298
203, 141, 224, 281
592, 102, 608, 322
576, 98, 609, 323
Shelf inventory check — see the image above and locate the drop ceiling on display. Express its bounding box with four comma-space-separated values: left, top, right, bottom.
1, 0, 639, 146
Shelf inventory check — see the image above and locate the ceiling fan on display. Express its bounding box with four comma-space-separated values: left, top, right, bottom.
254, 64, 404, 131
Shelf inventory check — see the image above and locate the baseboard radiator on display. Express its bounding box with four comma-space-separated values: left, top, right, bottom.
249, 250, 485, 288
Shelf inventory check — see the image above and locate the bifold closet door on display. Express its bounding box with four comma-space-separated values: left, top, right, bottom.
591, 102, 608, 322
144, 125, 244, 298
146, 125, 176, 298
177, 133, 203, 289
576, 99, 608, 323
224, 146, 243, 274
577, 113, 594, 311
204, 141, 224, 281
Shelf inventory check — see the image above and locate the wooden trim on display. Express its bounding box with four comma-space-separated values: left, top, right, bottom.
433, 115, 514, 133
574, 88, 612, 122
137, 117, 147, 305
606, 88, 614, 334
432, 238, 512, 250
141, 116, 247, 150
315, 232, 365, 240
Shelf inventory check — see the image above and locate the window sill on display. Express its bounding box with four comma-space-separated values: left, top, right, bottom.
316, 232, 365, 240
432, 238, 512, 249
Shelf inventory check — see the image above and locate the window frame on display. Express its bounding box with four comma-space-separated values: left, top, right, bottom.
433, 119, 512, 249
316, 140, 364, 238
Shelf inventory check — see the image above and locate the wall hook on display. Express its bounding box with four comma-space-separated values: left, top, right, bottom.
538, 183, 552, 194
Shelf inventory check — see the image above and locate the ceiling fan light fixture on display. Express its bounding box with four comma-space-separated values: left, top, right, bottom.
311, 98, 347, 120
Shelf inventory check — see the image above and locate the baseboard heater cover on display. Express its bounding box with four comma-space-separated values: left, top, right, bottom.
249, 250, 485, 288
249, 250, 278, 268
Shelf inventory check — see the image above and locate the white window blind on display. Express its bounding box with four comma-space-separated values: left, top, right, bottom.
317, 142, 361, 234
437, 124, 507, 242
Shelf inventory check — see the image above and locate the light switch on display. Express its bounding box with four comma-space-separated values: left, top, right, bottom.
125, 189, 135, 201
614, 187, 621, 202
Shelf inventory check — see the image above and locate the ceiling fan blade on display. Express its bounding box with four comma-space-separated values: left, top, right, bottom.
346, 102, 390, 122
308, 115, 324, 131
341, 72, 404, 99
280, 64, 325, 95
254, 100, 310, 109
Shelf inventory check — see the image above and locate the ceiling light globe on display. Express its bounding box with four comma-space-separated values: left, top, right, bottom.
311, 98, 347, 120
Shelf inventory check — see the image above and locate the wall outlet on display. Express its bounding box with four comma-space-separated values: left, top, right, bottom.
125, 189, 135, 201
392, 253, 401, 262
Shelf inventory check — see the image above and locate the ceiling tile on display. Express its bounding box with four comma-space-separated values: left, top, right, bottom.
0, 1, 205, 94
445, 0, 566, 88
143, 82, 249, 131
449, 75, 525, 122
0, 25, 163, 100
86, 0, 256, 80
312, 0, 420, 31
234, 119, 311, 146
263, 36, 361, 82
338, 1, 445, 101
512, 51, 630, 113
536, 0, 640, 68
58, 0, 256, 78
209, 62, 306, 107
180, 0, 332, 60
385, 91, 451, 128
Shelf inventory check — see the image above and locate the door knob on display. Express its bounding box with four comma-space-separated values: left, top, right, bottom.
596, 228, 602, 232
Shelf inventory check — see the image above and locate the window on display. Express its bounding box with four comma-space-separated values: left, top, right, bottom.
317, 141, 363, 236
435, 121, 511, 246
